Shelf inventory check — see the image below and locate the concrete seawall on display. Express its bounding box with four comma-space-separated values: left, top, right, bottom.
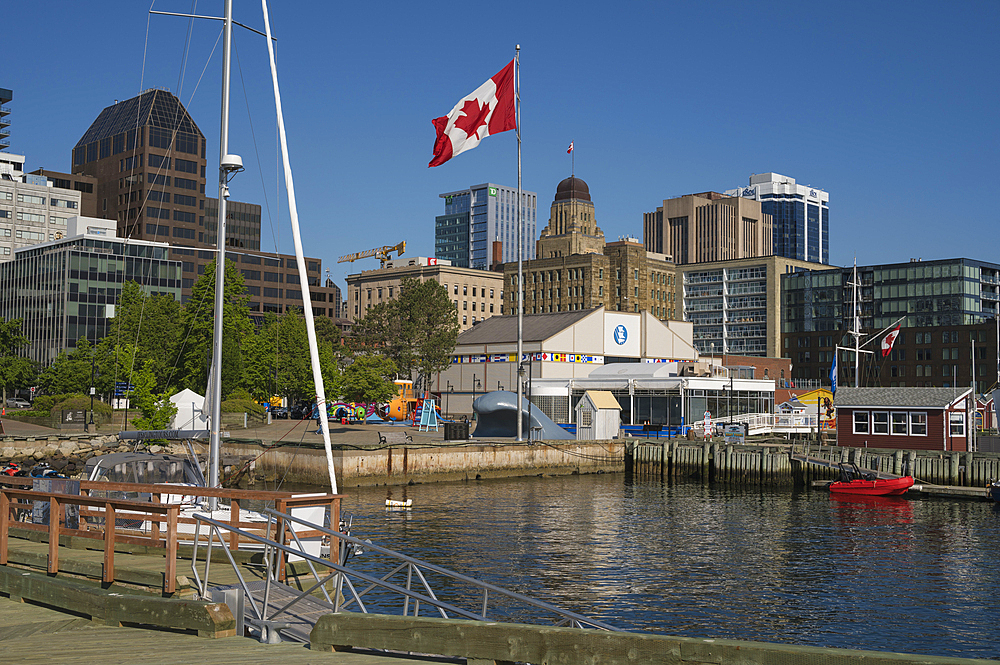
227, 439, 626, 486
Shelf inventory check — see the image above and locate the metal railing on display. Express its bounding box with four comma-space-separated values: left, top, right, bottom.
692, 412, 827, 434
189, 507, 615, 637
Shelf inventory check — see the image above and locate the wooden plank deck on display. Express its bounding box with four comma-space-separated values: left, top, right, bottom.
0, 596, 452, 664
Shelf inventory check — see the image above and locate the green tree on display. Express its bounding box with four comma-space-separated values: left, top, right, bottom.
341, 355, 397, 404
242, 308, 342, 403
349, 278, 458, 389
107, 281, 183, 392
0, 318, 36, 406
177, 258, 253, 395
129, 360, 178, 431
39, 339, 93, 396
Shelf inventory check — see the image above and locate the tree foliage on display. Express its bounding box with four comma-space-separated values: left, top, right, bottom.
0, 318, 36, 405
177, 259, 253, 396
349, 278, 458, 389
128, 360, 177, 431
341, 355, 398, 404
107, 281, 183, 393
241, 309, 342, 403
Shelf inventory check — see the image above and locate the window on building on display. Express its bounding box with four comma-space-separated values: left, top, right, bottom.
891, 412, 908, 435
853, 411, 869, 434
949, 412, 965, 437
872, 412, 889, 435
910, 412, 927, 436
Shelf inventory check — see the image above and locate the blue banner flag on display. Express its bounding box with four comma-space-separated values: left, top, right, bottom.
829, 351, 838, 395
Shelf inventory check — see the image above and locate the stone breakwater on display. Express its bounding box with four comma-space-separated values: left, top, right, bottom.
0, 435, 190, 477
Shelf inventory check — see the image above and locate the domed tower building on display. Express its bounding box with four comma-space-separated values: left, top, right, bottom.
536, 176, 605, 258
502, 176, 678, 321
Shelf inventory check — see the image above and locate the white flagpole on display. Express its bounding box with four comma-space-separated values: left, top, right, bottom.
515, 45, 524, 443
261, 0, 338, 493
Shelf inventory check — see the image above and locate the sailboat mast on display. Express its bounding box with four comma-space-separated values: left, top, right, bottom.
208, 0, 234, 506
850, 261, 861, 388
261, 0, 338, 493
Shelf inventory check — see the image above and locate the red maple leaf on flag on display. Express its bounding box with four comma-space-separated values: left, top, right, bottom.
453, 98, 491, 140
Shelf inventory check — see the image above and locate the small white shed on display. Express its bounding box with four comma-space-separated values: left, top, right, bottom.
575, 390, 622, 441
170, 388, 208, 430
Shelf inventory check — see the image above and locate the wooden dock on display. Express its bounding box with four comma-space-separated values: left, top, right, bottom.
0, 595, 446, 664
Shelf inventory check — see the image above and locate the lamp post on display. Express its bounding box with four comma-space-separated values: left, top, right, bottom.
446, 381, 453, 417
86, 355, 97, 433
472, 374, 481, 420
498, 381, 503, 391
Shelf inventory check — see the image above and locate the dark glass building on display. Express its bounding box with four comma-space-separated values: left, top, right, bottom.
781, 257, 1000, 390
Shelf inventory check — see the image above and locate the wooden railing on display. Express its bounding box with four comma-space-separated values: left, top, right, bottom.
0, 486, 180, 592
0, 477, 341, 589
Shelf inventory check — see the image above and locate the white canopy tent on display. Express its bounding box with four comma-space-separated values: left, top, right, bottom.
169, 388, 208, 430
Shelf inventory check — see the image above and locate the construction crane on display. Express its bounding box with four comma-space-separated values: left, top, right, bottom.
337, 241, 406, 269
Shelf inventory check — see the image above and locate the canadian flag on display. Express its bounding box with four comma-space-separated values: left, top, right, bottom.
429, 60, 516, 167
881, 323, 901, 357
567, 141, 574, 154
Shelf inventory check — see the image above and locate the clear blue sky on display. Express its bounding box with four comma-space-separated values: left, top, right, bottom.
5, 1, 998, 287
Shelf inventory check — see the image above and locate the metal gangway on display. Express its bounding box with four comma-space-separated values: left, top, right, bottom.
692, 412, 825, 436
188, 507, 615, 644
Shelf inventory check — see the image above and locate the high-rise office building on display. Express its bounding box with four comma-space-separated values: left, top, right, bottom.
679, 256, 827, 357
644, 192, 772, 265
72, 88, 207, 241
0, 172, 84, 260
71, 89, 341, 316
436, 182, 537, 270
724, 172, 829, 264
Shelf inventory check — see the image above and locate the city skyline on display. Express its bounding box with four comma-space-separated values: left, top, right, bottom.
3, 1, 997, 286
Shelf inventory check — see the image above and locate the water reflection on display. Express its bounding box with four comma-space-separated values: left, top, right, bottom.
329, 474, 1000, 658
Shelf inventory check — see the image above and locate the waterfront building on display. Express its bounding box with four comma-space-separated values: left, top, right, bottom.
833, 387, 972, 451
643, 192, 772, 265
504, 176, 678, 320
781, 257, 1000, 390
430, 307, 776, 425
436, 182, 537, 269
0, 216, 181, 366
724, 172, 830, 265
346, 256, 503, 332
679, 255, 829, 358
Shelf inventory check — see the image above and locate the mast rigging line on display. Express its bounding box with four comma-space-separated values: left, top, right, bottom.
261, 0, 339, 494
121, 7, 223, 427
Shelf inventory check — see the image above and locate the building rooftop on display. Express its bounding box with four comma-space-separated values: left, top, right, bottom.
75, 89, 202, 147
456, 308, 596, 345
833, 387, 971, 409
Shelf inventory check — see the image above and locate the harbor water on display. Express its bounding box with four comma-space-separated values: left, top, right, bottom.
317, 473, 999, 659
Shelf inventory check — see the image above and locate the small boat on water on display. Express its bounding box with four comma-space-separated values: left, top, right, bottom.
987, 480, 1000, 503
828, 463, 914, 496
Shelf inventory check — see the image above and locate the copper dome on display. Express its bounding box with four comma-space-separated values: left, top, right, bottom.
554, 176, 591, 202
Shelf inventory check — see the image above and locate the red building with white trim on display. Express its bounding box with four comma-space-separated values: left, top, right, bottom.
833, 387, 972, 451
